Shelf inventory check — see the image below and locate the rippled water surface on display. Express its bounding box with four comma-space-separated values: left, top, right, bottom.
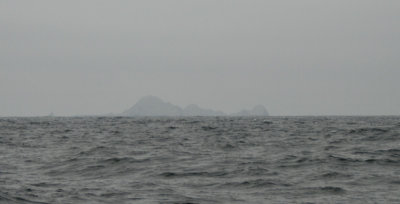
1, 116, 400, 203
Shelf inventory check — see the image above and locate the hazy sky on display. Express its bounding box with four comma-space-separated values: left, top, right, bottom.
1, 0, 399, 116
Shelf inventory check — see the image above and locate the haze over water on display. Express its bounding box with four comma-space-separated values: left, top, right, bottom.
1, 1, 400, 116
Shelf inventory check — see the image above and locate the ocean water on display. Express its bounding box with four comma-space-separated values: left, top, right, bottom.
0, 116, 399, 204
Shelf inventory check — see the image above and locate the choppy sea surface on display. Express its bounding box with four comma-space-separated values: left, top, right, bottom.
1, 116, 400, 204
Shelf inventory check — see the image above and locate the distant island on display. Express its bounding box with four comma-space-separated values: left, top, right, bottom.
122, 96, 269, 116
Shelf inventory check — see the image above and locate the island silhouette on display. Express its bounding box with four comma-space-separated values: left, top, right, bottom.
122, 96, 269, 116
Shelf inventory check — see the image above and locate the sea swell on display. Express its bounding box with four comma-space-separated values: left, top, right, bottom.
1, 116, 400, 203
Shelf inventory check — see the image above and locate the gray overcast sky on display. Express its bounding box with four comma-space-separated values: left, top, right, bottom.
1, 0, 399, 116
